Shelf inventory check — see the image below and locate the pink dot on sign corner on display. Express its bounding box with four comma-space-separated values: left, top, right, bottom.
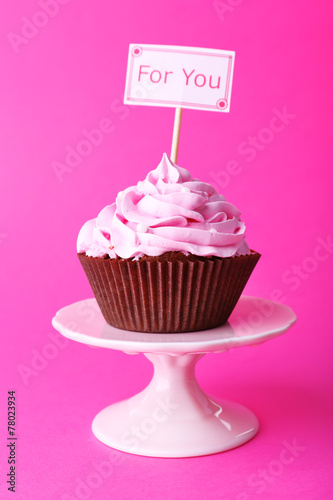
132, 47, 142, 57
217, 99, 227, 110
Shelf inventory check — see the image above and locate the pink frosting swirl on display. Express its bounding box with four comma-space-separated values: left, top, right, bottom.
77, 154, 250, 259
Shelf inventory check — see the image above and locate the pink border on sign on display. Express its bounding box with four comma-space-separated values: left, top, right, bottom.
126, 53, 136, 101
128, 97, 226, 110
126, 46, 233, 111
225, 56, 232, 100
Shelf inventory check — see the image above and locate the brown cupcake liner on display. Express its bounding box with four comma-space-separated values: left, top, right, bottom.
78, 251, 261, 333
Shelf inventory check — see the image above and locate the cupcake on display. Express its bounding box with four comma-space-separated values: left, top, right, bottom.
77, 154, 260, 333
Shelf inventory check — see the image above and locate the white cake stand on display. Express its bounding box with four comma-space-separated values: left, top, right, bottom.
52, 296, 296, 458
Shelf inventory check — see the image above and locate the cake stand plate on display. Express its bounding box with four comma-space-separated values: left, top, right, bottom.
52, 296, 296, 458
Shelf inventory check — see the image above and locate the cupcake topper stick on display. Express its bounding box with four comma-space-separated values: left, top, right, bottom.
170, 107, 182, 163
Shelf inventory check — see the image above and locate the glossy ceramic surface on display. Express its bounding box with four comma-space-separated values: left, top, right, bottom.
52, 296, 296, 354
52, 296, 296, 457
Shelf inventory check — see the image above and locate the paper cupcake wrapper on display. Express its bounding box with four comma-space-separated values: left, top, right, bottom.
78, 251, 260, 333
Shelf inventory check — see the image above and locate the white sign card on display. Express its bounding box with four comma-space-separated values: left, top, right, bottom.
124, 44, 235, 113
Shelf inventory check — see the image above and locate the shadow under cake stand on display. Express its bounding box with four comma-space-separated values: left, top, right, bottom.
52, 296, 296, 458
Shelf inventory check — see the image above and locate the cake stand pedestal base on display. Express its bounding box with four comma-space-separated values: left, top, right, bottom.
52, 296, 297, 458
92, 352, 258, 457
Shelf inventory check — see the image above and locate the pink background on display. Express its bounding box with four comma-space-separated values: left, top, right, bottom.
1, 1, 332, 499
